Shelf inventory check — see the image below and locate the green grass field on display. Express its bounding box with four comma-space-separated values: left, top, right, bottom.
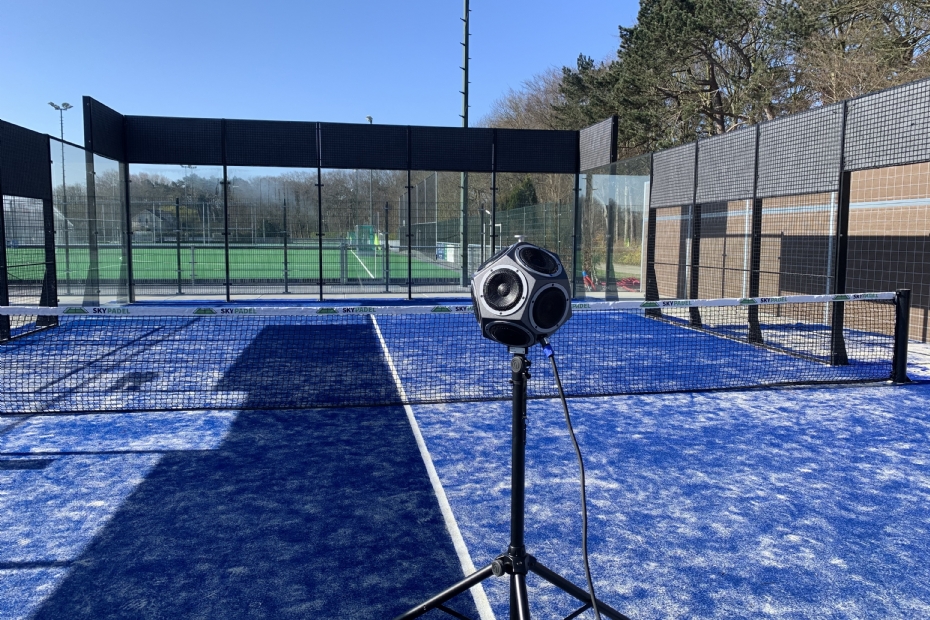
5, 246, 458, 283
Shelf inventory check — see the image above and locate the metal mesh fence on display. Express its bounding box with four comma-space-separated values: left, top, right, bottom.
642, 77, 930, 342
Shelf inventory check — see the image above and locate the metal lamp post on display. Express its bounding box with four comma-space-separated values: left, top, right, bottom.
48, 102, 73, 295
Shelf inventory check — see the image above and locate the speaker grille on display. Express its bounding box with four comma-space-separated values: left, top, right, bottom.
531, 287, 569, 331
517, 246, 560, 275
485, 322, 535, 347
483, 269, 523, 312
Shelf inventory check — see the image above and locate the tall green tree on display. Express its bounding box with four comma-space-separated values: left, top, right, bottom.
499, 177, 539, 211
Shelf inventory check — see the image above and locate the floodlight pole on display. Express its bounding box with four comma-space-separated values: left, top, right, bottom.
49, 102, 73, 295
459, 0, 470, 286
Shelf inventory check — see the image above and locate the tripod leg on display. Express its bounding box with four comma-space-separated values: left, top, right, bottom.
392, 563, 495, 620
511, 573, 531, 620
528, 557, 630, 620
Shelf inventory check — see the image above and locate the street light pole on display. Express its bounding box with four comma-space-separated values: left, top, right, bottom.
49, 102, 73, 295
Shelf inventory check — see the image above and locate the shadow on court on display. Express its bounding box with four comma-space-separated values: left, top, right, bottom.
32, 324, 476, 619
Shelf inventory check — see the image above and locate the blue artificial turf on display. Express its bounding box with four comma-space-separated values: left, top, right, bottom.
1, 315, 926, 618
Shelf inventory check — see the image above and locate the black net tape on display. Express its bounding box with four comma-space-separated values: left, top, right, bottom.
0, 294, 898, 414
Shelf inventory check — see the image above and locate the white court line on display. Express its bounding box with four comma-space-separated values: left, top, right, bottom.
350, 249, 375, 279
371, 316, 496, 620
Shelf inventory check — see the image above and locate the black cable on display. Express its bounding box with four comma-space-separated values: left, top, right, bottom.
541, 337, 602, 620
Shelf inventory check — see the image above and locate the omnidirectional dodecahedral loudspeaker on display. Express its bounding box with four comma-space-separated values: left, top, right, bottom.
470, 242, 572, 347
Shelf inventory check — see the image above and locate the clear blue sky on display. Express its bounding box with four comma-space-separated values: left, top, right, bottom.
0, 0, 638, 145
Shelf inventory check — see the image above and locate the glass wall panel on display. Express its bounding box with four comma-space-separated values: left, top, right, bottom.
50, 138, 89, 304
93, 154, 129, 304
226, 167, 317, 297
128, 164, 225, 297
579, 157, 648, 298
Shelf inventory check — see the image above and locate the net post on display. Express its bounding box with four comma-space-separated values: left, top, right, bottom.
893, 289, 912, 384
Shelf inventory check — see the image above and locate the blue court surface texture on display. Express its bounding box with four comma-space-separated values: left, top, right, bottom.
2, 309, 930, 618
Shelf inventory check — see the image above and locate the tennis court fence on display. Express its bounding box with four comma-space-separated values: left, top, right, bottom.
0, 291, 911, 414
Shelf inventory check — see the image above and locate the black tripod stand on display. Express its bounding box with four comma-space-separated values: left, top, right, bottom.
395, 350, 630, 620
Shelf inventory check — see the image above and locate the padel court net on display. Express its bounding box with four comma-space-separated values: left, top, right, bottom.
0, 292, 908, 414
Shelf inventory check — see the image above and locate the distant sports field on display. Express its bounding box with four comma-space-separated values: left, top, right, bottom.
5, 245, 458, 282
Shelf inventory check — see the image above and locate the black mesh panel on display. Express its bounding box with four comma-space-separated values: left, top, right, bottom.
226, 120, 317, 168
495, 129, 578, 174
0, 121, 52, 200
320, 123, 408, 170
84, 97, 125, 162
409, 126, 493, 172
125, 116, 223, 165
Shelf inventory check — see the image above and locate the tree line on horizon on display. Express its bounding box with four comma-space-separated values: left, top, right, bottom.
482, 0, 930, 159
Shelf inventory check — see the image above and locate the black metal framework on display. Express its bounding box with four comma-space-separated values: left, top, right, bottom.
2, 77, 930, 309
641, 77, 930, 347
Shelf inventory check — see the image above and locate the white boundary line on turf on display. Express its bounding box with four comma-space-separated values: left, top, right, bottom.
371, 315, 496, 620
350, 249, 375, 279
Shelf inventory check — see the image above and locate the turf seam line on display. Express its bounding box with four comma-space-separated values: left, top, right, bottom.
370, 315, 496, 620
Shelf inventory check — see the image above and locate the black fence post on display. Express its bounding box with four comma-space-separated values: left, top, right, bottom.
221, 119, 231, 303
644, 154, 660, 313
571, 171, 583, 299
490, 138, 498, 256
688, 142, 702, 327
830, 102, 851, 365
748, 124, 763, 344
316, 123, 324, 302
120, 159, 134, 303
893, 289, 912, 384
283, 195, 289, 294
0, 136, 9, 341
37, 142, 59, 327
406, 168, 413, 301
384, 201, 390, 292
175, 197, 183, 295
